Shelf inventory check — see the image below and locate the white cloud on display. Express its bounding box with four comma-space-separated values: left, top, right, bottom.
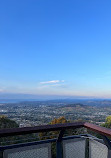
40, 80, 64, 84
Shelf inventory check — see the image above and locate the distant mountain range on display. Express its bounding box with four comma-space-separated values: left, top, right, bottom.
0, 93, 111, 107
0, 99, 111, 107
0, 92, 108, 100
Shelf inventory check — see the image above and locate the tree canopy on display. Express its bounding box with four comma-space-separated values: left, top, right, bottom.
101, 115, 111, 128
0, 115, 19, 129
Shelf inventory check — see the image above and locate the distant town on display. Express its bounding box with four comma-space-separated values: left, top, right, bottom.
0, 99, 111, 127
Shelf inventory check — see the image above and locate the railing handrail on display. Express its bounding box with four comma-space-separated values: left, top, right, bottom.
0, 122, 111, 138
84, 122, 111, 137
0, 122, 84, 137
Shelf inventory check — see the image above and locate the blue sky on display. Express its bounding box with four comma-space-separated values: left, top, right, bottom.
0, 0, 111, 98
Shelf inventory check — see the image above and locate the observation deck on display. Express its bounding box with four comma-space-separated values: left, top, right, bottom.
0, 122, 111, 158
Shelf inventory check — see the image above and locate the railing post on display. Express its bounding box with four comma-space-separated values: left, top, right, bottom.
85, 138, 89, 158
0, 147, 3, 158
56, 130, 64, 158
101, 135, 111, 158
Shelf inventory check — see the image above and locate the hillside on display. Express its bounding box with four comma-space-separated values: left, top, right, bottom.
0, 116, 19, 129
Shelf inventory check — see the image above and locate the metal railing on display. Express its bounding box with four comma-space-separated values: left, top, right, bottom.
0, 122, 111, 158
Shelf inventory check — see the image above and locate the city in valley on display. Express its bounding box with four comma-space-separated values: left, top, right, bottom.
0, 99, 111, 127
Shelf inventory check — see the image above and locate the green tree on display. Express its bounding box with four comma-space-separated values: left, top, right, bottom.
0, 116, 18, 129
101, 115, 111, 128
0, 116, 39, 146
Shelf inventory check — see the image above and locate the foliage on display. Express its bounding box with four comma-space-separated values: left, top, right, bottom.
39, 117, 87, 158
0, 116, 19, 129
0, 116, 39, 146
39, 116, 68, 158
101, 115, 111, 128
39, 116, 68, 140
50, 116, 68, 124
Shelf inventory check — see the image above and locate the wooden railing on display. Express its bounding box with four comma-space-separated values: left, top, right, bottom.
0, 122, 111, 158
0, 122, 111, 138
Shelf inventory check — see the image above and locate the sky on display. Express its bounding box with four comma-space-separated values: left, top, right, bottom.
0, 0, 111, 99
